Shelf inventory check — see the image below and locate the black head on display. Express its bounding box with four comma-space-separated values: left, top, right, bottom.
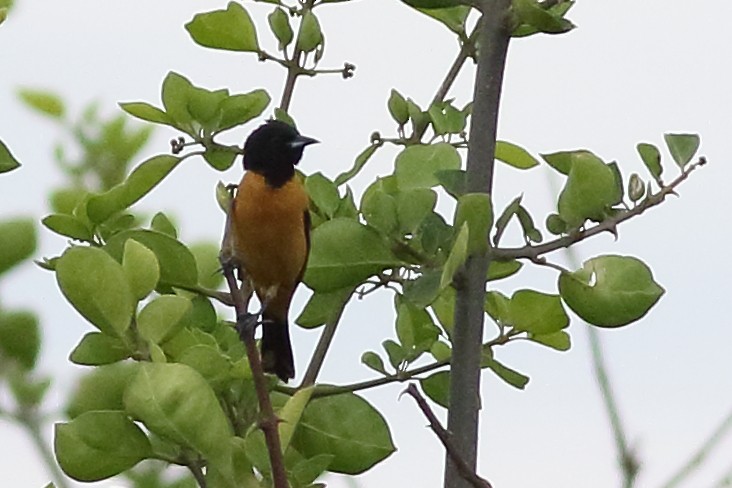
242, 120, 319, 188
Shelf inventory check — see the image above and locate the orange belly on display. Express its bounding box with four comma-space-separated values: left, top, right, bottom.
232, 172, 309, 317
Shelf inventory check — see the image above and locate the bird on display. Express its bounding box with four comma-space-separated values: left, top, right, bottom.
228, 119, 318, 382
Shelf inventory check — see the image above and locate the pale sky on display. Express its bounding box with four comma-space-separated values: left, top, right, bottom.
1, 1, 732, 487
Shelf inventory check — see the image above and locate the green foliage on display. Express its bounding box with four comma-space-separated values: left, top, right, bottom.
292, 393, 396, 474
0, 139, 21, 173
17, 2, 701, 487
185, 2, 259, 52
0, 218, 36, 275
559, 255, 665, 327
55, 411, 152, 481
18, 88, 65, 118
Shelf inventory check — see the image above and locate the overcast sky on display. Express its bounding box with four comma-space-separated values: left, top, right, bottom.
2, 1, 732, 487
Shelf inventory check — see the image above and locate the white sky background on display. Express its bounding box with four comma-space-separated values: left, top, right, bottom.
1, 1, 731, 487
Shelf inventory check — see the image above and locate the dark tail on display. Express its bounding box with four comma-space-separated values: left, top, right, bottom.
260, 316, 295, 382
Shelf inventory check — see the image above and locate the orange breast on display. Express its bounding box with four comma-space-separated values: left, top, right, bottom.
232, 172, 309, 304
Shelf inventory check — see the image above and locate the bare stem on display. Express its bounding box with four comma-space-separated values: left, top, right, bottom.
493, 157, 707, 261
404, 384, 493, 488
279, 0, 316, 112
221, 264, 288, 488
660, 406, 732, 488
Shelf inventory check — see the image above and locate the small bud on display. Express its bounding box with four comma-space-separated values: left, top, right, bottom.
628, 173, 645, 202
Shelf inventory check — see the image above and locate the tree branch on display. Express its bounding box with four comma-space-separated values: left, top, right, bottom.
404, 384, 493, 488
300, 292, 353, 387
492, 157, 707, 261
279, 0, 316, 112
220, 261, 288, 488
660, 406, 732, 488
445, 2, 512, 487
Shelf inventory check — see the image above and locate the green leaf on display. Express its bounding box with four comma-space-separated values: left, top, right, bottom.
278, 387, 314, 451
189, 242, 224, 289
435, 169, 466, 199
56, 247, 134, 336
484, 290, 511, 325
495, 140, 539, 169
529, 330, 571, 351
306, 172, 341, 218
559, 255, 665, 327
67, 363, 138, 418
124, 363, 233, 462
42, 214, 93, 241
334, 144, 379, 186
492, 194, 522, 245
0, 139, 21, 173
361, 351, 387, 375
8, 373, 50, 408
296, 287, 352, 328
636, 142, 662, 181
87, 155, 181, 223
545, 213, 567, 235
542, 150, 575, 175
430, 341, 451, 361
291, 454, 334, 487
69, 332, 130, 365
483, 356, 529, 389
297, 11, 323, 52
178, 345, 231, 390
397, 188, 437, 234
509, 290, 569, 335
55, 411, 151, 482
395, 143, 461, 191
149, 212, 177, 238
487, 260, 522, 281
396, 299, 440, 360
18, 88, 65, 118
218, 90, 271, 132
304, 219, 403, 292
185, 2, 259, 52
388, 89, 409, 125
104, 230, 199, 287
361, 188, 398, 235
382, 339, 406, 370
516, 204, 542, 243
440, 222, 469, 289
122, 239, 160, 300
292, 393, 396, 474
454, 193, 492, 255
204, 146, 237, 171
0, 310, 40, 369
0, 218, 36, 275
664, 133, 700, 168
420, 371, 449, 408
119, 102, 172, 126
402, 269, 442, 308
160, 72, 194, 130
268, 7, 293, 51
513, 0, 574, 34
557, 151, 620, 227
415, 5, 470, 34
138, 295, 192, 344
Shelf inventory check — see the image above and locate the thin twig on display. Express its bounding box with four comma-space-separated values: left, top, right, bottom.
493, 157, 707, 261
403, 384, 493, 488
279, 0, 316, 112
186, 458, 207, 488
300, 291, 353, 387
588, 326, 639, 488
660, 406, 732, 488
431, 22, 480, 108
16, 411, 71, 488
220, 263, 288, 488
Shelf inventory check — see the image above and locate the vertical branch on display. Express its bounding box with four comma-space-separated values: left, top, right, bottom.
279, 0, 316, 112
300, 294, 353, 387
444, 2, 512, 488
221, 265, 289, 488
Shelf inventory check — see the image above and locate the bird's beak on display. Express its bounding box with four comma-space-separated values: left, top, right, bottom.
289, 135, 320, 149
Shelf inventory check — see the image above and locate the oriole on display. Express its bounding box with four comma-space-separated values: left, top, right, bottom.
229, 120, 318, 382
